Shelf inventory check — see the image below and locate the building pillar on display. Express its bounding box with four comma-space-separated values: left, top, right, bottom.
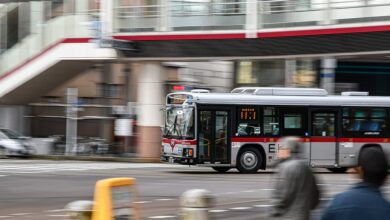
137, 62, 166, 158
0, 6, 7, 53
159, 0, 171, 31
320, 58, 337, 94
285, 59, 296, 87
75, 0, 88, 13
30, 1, 44, 35
245, 0, 258, 38
100, 0, 113, 38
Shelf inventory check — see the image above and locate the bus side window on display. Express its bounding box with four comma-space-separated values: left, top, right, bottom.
236, 107, 261, 136
263, 107, 279, 136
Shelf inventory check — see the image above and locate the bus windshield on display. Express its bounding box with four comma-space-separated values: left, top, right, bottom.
164, 106, 194, 139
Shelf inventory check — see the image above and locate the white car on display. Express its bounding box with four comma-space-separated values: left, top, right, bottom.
0, 129, 33, 157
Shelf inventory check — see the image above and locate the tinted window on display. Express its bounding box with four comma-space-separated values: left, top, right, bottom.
342, 108, 387, 136
236, 107, 261, 136
263, 107, 279, 135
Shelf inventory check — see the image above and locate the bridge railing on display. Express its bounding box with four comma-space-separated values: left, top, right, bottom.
113, 0, 390, 33
0, 13, 92, 77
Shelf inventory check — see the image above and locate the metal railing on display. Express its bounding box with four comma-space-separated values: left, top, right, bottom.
0, 13, 94, 77
113, 0, 390, 32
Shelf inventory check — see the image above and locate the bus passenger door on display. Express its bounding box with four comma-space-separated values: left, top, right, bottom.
198, 109, 230, 164
310, 111, 338, 167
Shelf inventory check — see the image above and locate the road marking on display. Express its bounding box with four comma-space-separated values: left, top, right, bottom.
47, 214, 68, 217
209, 209, 229, 213
10, 213, 31, 216
221, 192, 237, 195
0, 217, 12, 219
229, 207, 253, 210
254, 204, 273, 208
242, 190, 255, 193
0, 162, 180, 174
45, 209, 66, 213
0, 175, 8, 177
257, 189, 274, 191
148, 216, 176, 219
134, 201, 151, 204
155, 198, 175, 201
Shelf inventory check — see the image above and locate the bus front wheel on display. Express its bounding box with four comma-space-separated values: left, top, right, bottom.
237, 147, 262, 173
212, 167, 231, 173
327, 168, 347, 173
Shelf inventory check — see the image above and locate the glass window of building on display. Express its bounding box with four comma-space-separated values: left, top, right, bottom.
236, 60, 285, 87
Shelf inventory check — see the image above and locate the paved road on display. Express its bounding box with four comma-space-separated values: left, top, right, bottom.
1, 159, 389, 220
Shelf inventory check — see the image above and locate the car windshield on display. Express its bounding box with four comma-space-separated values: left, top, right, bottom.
0, 129, 22, 139
164, 107, 194, 139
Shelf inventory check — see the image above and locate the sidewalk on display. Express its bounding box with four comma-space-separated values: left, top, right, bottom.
30, 155, 161, 163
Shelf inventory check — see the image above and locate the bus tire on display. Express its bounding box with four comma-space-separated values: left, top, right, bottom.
327, 168, 347, 173
237, 147, 262, 173
212, 167, 231, 173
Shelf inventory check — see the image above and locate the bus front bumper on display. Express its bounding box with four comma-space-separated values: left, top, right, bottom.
160, 155, 196, 165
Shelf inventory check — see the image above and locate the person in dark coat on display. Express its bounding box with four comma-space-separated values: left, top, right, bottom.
321, 147, 390, 220
270, 137, 320, 220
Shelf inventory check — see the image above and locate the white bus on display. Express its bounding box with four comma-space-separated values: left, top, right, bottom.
161, 87, 390, 173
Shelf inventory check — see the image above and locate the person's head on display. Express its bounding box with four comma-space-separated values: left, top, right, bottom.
357, 147, 388, 187
276, 136, 302, 159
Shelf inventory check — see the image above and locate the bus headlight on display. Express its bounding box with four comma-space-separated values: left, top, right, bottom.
183, 148, 194, 157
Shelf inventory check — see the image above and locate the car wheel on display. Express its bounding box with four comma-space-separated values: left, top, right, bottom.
212, 167, 231, 173
237, 147, 262, 173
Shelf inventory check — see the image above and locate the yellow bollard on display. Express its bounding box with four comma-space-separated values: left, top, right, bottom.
92, 177, 140, 220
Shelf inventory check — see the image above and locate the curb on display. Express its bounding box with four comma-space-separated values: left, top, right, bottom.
30, 155, 161, 163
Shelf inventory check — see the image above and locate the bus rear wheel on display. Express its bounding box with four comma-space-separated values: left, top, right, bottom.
237, 147, 262, 173
327, 168, 347, 173
212, 167, 231, 173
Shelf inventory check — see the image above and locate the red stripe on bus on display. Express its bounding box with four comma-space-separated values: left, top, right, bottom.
338, 138, 389, 143
162, 138, 196, 145
310, 137, 337, 142
231, 137, 388, 143
231, 137, 266, 142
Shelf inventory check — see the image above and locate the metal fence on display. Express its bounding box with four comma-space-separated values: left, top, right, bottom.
113, 0, 390, 32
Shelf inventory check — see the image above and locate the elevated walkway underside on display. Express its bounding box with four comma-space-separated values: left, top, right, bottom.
0, 42, 116, 104
116, 25, 390, 60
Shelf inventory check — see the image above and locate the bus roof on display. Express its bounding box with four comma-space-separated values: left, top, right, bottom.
169, 92, 390, 107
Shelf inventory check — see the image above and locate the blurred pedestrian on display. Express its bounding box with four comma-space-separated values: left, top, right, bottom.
270, 137, 320, 220
321, 147, 390, 220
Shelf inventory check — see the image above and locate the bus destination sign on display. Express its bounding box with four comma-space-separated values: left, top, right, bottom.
240, 108, 257, 121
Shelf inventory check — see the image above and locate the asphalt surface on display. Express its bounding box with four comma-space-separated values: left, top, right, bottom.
0, 159, 390, 220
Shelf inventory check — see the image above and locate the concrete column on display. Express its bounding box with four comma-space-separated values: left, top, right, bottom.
320, 58, 337, 95
30, 1, 45, 35
159, 0, 171, 31
100, 0, 114, 38
137, 62, 166, 158
245, 0, 258, 38
75, 0, 88, 13
0, 6, 7, 53
285, 59, 296, 87
18, 2, 31, 40
321, 0, 334, 25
